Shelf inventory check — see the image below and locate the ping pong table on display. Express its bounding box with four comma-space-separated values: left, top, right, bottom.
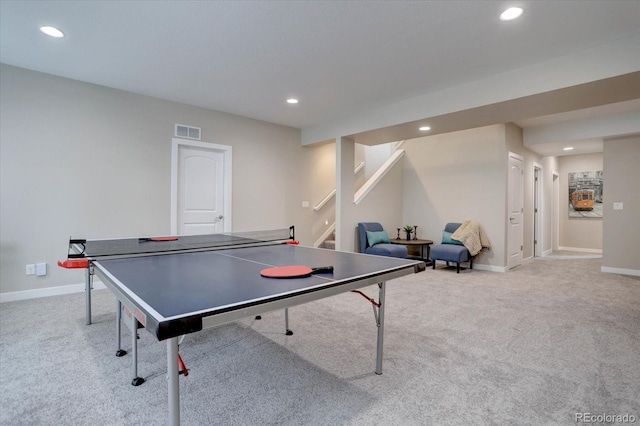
61, 227, 424, 425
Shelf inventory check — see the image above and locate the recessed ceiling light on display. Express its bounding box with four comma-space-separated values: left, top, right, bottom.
286, 98, 299, 104
500, 7, 524, 21
419, 126, 431, 131
40, 26, 65, 38
563, 147, 574, 151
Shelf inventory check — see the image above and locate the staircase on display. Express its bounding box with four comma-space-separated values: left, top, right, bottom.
314, 141, 406, 250
321, 230, 336, 250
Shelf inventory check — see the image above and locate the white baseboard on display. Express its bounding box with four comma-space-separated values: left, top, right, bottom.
0, 282, 105, 303
601, 266, 640, 277
542, 249, 553, 256
474, 264, 507, 273
557, 246, 603, 254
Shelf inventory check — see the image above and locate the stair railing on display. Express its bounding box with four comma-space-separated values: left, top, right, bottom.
354, 149, 405, 205
313, 162, 365, 212
314, 141, 406, 248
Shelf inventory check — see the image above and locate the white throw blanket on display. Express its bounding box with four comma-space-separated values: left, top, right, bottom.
451, 220, 491, 256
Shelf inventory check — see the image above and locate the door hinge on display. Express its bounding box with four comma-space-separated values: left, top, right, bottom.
521, 245, 523, 251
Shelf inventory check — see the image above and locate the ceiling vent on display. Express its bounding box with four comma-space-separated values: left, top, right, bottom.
175, 124, 201, 140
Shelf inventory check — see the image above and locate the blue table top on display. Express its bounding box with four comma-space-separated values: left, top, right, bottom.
94, 244, 423, 339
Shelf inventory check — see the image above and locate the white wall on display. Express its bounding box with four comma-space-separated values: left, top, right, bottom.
0, 64, 308, 295
557, 153, 603, 251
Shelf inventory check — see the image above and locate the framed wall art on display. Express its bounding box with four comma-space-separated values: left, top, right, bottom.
568, 171, 603, 218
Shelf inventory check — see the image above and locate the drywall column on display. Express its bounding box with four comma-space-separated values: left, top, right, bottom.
335, 137, 356, 251
602, 136, 640, 276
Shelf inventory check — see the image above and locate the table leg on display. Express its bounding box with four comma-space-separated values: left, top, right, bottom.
131, 317, 144, 386
284, 308, 293, 335
85, 266, 92, 325
167, 337, 180, 426
375, 281, 386, 375
115, 300, 127, 357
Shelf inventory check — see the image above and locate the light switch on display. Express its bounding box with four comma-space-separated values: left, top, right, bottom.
301, 201, 310, 208
26, 264, 35, 276
613, 202, 623, 210
35, 262, 47, 276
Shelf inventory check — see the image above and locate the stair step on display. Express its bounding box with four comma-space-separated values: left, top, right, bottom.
323, 240, 336, 250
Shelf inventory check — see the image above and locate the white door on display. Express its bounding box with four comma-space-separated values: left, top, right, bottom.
533, 164, 541, 257
552, 172, 559, 251
508, 152, 524, 269
171, 139, 231, 235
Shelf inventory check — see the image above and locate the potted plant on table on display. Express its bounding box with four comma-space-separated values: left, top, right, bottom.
403, 225, 414, 240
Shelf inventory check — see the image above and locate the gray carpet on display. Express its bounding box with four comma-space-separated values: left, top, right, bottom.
1, 256, 639, 425
541, 251, 602, 260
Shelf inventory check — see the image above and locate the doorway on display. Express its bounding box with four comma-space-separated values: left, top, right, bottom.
552, 171, 559, 252
171, 138, 232, 235
533, 163, 542, 257
508, 152, 524, 269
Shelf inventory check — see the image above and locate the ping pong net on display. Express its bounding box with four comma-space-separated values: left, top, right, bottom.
61, 226, 296, 265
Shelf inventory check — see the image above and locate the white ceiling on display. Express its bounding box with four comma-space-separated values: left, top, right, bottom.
514, 99, 640, 157
1, 1, 639, 156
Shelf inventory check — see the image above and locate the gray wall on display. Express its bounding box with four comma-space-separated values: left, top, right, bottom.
602, 136, 640, 272
311, 140, 404, 251
352, 159, 404, 250
0, 64, 310, 294
541, 155, 560, 253
558, 153, 603, 251
2, 64, 636, 298
308, 142, 336, 243
504, 123, 543, 260
402, 125, 508, 269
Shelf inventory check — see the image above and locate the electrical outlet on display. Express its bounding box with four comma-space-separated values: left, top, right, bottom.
26, 264, 36, 275
36, 263, 47, 276
613, 202, 623, 210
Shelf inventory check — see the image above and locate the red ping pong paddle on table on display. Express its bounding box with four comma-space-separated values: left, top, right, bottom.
260, 265, 334, 278
138, 237, 179, 242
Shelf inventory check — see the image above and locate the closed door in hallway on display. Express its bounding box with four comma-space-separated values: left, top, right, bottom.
508, 152, 524, 269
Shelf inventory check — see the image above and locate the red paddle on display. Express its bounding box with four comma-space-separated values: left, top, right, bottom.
260, 265, 334, 278
58, 259, 89, 269
138, 237, 179, 242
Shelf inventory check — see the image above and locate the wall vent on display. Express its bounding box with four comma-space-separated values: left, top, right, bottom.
175, 124, 201, 140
